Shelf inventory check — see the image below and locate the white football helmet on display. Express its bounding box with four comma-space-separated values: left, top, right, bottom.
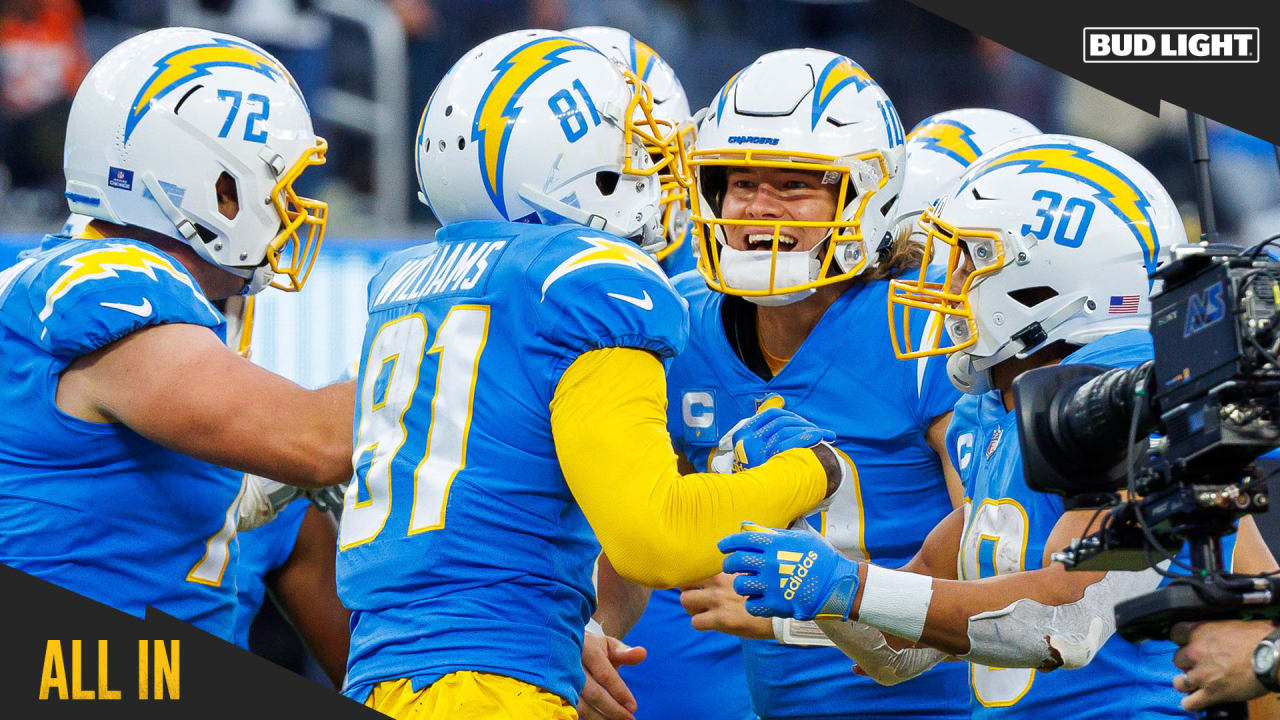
896, 109, 1041, 229
63, 27, 327, 294
888, 134, 1186, 394
565, 26, 695, 260
416, 29, 680, 253
690, 49, 906, 304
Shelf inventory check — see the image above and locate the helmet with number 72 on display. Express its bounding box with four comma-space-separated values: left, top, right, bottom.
888, 134, 1186, 394
63, 27, 328, 295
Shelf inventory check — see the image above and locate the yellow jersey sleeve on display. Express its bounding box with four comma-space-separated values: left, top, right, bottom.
550, 346, 826, 588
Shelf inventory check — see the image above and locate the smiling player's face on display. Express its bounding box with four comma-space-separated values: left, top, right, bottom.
720, 167, 839, 253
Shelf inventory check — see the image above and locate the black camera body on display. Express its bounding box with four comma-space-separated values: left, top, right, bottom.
1013, 245, 1280, 640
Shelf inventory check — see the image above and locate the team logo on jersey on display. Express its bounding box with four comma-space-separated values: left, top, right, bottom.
540, 236, 667, 299
811, 56, 874, 129
125, 37, 301, 144
907, 118, 983, 167
39, 243, 218, 322
959, 143, 1160, 273
630, 37, 659, 83
473, 36, 601, 218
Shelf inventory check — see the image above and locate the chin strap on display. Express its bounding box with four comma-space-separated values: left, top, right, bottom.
972, 295, 1092, 373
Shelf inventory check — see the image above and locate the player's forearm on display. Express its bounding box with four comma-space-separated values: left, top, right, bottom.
852, 563, 1104, 659
595, 554, 650, 637
552, 348, 826, 589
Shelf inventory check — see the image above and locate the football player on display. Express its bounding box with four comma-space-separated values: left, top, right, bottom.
0, 28, 352, 642
565, 26, 697, 277
335, 30, 844, 720
894, 109, 1041, 506
602, 50, 971, 720
721, 134, 1280, 718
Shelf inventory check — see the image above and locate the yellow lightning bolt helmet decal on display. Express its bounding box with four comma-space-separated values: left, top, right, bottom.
959, 143, 1160, 272
125, 37, 302, 144
713, 68, 744, 126
630, 37, 659, 83
40, 243, 219, 322
472, 36, 601, 218
811, 56, 874, 129
906, 117, 983, 167
540, 236, 667, 299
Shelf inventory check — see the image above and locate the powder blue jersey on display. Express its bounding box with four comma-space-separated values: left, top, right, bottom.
0, 235, 242, 640
952, 329, 1231, 719
337, 220, 688, 705
232, 500, 308, 648
622, 271, 968, 720
659, 226, 697, 277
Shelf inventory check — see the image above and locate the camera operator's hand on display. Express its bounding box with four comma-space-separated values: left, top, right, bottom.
1171, 620, 1275, 711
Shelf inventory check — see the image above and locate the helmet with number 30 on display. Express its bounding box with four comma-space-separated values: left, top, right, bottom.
416, 29, 682, 254
889, 134, 1186, 393
63, 27, 328, 294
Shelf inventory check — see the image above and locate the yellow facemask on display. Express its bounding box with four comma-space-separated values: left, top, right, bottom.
887, 206, 1006, 360
266, 137, 328, 292
689, 149, 892, 298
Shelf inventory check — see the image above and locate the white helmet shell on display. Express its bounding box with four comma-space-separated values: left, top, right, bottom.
690, 49, 906, 301
63, 27, 327, 294
896, 108, 1041, 228
415, 29, 668, 250
889, 134, 1185, 393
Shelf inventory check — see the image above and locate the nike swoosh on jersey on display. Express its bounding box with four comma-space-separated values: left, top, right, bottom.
606, 290, 653, 311
99, 298, 153, 318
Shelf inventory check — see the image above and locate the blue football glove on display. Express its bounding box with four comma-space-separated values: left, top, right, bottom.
718, 522, 861, 622
710, 404, 836, 474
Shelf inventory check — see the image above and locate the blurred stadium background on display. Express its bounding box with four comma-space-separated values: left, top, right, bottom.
2, 0, 1278, 685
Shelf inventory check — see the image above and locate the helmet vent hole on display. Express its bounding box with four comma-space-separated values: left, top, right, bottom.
457, 136, 465, 150
596, 171, 620, 196
215, 171, 240, 220
438, 140, 446, 152
424, 137, 430, 152
1008, 286, 1058, 308
444, 105, 453, 117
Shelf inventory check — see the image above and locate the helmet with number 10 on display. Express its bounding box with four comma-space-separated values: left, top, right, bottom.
416, 29, 683, 254
690, 50, 906, 304
63, 27, 328, 294
565, 25, 695, 260
889, 134, 1186, 394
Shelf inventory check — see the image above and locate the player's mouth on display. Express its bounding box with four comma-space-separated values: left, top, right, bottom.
745, 233, 800, 252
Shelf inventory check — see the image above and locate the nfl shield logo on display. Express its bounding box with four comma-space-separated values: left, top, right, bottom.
984, 426, 1003, 459
108, 166, 134, 191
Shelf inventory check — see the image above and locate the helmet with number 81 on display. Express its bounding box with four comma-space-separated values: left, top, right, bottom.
416, 29, 683, 254
63, 27, 328, 294
565, 25, 694, 260
889, 134, 1186, 394
690, 49, 906, 304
